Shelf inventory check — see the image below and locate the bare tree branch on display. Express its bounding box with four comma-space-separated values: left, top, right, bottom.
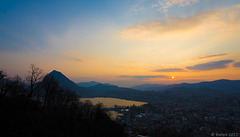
26, 64, 44, 98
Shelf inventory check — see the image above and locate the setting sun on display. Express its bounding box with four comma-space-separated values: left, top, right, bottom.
0, 0, 240, 87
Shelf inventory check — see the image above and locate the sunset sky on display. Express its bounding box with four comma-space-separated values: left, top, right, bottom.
1, 0, 240, 87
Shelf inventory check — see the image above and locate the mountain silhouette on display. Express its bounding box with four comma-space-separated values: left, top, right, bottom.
76, 81, 102, 87
131, 84, 166, 91
132, 79, 240, 92
48, 70, 93, 97
77, 81, 118, 88
88, 83, 119, 93
47, 71, 240, 101
85, 83, 143, 100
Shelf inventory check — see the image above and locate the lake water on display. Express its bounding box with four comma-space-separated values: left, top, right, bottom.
80, 97, 147, 120
80, 97, 147, 108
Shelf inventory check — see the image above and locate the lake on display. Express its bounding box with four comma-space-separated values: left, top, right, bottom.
80, 97, 147, 120
80, 97, 147, 108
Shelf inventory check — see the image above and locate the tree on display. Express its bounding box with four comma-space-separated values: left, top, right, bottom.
0, 70, 8, 96
26, 64, 44, 98
0, 69, 7, 80
42, 74, 59, 107
41, 74, 78, 107
9, 75, 27, 97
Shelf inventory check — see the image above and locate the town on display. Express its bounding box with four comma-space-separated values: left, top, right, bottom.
110, 91, 240, 137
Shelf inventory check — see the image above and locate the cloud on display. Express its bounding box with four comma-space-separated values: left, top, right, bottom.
154, 68, 186, 72
156, 0, 199, 13
121, 6, 240, 40
122, 10, 218, 39
233, 62, 240, 67
152, 4, 158, 8
234, 4, 240, 8
186, 60, 233, 70
132, 0, 199, 15
197, 53, 228, 60
65, 56, 82, 62
119, 75, 168, 79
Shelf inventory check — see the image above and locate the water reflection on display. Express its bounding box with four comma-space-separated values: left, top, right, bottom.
80, 97, 147, 120
80, 97, 147, 108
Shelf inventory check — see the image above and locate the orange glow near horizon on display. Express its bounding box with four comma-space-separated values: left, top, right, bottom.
0, 1, 240, 87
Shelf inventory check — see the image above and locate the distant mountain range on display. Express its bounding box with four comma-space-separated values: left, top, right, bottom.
76, 81, 116, 88
47, 70, 240, 102
48, 70, 141, 99
132, 79, 240, 93
76, 81, 102, 87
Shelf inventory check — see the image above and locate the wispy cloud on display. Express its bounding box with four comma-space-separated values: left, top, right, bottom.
120, 75, 168, 79
152, 4, 158, 8
186, 60, 233, 71
64, 56, 82, 62
233, 62, 240, 67
154, 68, 186, 72
196, 53, 228, 60
234, 4, 240, 8
156, 0, 199, 13
122, 6, 240, 40
132, 0, 199, 15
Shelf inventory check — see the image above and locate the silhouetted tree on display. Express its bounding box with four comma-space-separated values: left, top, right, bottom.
0, 70, 8, 96
42, 74, 59, 107
41, 74, 78, 108
0, 68, 126, 137
61, 89, 78, 105
0, 69, 7, 80
9, 75, 27, 96
26, 64, 44, 98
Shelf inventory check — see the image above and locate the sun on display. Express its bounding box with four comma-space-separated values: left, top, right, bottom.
171, 76, 175, 79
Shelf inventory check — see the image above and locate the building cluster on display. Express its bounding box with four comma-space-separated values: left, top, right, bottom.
111, 94, 240, 137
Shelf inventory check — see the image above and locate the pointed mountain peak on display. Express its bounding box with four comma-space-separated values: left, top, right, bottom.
49, 70, 62, 75
51, 70, 58, 73
46, 70, 92, 97
48, 70, 69, 80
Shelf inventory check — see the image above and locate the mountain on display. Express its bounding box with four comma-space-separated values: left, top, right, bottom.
48, 70, 93, 97
131, 84, 166, 91
84, 83, 143, 100
178, 79, 240, 92
132, 79, 240, 92
103, 83, 117, 86
76, 81, 102, 88
87, 84, 119, 94
131, 83, 180, 91
47, 71, 143, 100
77, 81, 117, 88
46, 71, 240, 102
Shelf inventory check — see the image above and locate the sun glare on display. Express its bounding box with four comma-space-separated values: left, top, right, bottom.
172, 76, 175, 79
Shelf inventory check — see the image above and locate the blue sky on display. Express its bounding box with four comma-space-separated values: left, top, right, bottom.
1, 0, 240, 86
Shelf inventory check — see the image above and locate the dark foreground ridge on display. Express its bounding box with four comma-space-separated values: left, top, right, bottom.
0, 96, 125, 137
0, 68, 125, 137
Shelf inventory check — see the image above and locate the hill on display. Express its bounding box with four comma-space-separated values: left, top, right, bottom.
76, 81, 102, 88
48, 70, 93, 97
132, 79, 240, 92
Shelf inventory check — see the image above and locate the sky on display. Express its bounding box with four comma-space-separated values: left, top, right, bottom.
0, 0, 240, 87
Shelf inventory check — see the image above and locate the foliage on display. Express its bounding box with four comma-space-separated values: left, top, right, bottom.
0, 96, 125, 137
0, 67, 126, 137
